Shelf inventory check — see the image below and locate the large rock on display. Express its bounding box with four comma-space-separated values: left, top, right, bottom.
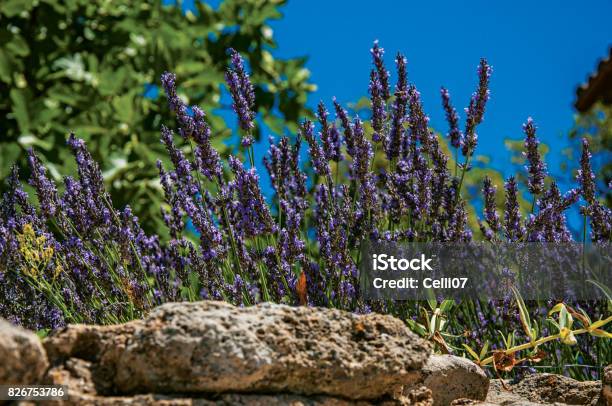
39, 382, 434, 405
598, 365, 611, 406
416, 355, 488, 406
44, 301, 431, 401
0, 319, 49, 385
487, 374, 601, 405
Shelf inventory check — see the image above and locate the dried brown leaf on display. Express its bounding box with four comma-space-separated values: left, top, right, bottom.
296, 271, 307, 306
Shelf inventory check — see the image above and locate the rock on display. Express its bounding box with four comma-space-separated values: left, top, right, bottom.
43, 301, 431, 401
33, 386, 434, 406
598, 365, 611, 406
487, 374, 601, 405
44, 323, 141, 395
406, 386, 434, 406
450, 399, 497, 406
0, 318, 49, 385
415, 355, 489, 406
33, 392, 423, 406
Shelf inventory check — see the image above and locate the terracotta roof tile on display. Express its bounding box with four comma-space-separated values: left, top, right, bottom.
575, 47, 612, 112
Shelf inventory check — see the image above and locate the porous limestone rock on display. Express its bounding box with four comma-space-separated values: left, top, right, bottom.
598, 364, 611, 406
44, 301, 431, 401
0, 319, 49, 385
416, 355, 489, 406
487, 374, 601, 405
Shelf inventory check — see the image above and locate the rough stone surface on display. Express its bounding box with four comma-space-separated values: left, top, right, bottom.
598, 365, 611, 406
18, 389, 432, 406
43, 301, 431, 401
0, 318, 49, 385
450, 400, 497, 406
415, 355, 489, 406
487, 374, 601, 405
4, 302, 605, 406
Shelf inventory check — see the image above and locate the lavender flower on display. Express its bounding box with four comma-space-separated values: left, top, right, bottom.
333, 98, 355, 157
462, 59, 492, 156
191, 106, 223, 180
160, 126, 198, 196
369, 70, 386, 142
528, 182, 574, 242
386, 53, 408, 161
577, 138, 595, 205
503, 176, 525, 241
440, 87, 463, 149
482, 176, 501, 235
225, 48, 256, 133
353, 118, 379, 224
407, 85, 430, 154
317, 102, 343, 162
228, 156, 275, 238
161, 73, 223, 180
589, 201, 612, 242
27, 149, 60, 218
523, 117, 546, 195
302, 120, 331, 179
370, 40, 390, 100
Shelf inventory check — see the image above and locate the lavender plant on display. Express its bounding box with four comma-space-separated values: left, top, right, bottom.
0, 43, 610, 378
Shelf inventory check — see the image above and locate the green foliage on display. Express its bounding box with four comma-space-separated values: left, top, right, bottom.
0, 0, 315, 233
564, 103, 612, 206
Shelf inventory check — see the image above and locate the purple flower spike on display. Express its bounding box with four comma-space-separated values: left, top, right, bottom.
303, 120, 331, 179
482, 176, 501, 234
370, 40, 390, 100
369, 70, 386, 143
386, 53, 408, 161
503, 176, 525, 241
440, 87, 463, 149
228, 156, 276, 238
225, 48, 256, 132
462, 59, 492, 156
522, 117, 547, 195
317, 102, 343, 162
333, 98, 355, 157
27, 149, 60, 218
577, 138, 595, 205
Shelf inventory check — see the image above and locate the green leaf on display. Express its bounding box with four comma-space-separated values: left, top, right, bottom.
589, 329, 612, 339
1, 0, 35, 17
462, 344, 479, 361
506, 332, 512, 348
0, 49, 13, 82
17, 135, 53, 151
9, 88, 31, 133
440, 299, 455, 314
5, 34, 30, 57
35, 328, 50, 339
547, 318, 561, 332
479, 340, 490, 360
425, 288, 437, 312
112, 94, 135, 123
548, 303, 565, 316
406, 319, 427, 337
497, 330, 509, 348
512, 287, 533, 340
590, 317, 611, 330
559, 305, 573, 330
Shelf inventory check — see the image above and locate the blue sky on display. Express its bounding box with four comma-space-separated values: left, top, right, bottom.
267, 0, 611, 180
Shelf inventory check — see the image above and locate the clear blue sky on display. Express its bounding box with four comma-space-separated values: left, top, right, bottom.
267, 0, 612, 181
